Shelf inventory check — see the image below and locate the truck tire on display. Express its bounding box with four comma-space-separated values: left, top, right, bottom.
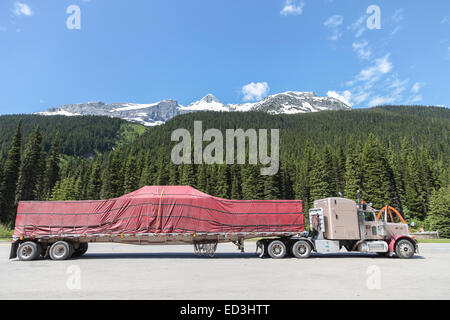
49, 241, 72, 261
292, 240, 312, 259
268, 240, 286, 259
73, 243, 88, 257
17, 241, 41, 261
68, 242, 75, 258
395, 239, 415, 259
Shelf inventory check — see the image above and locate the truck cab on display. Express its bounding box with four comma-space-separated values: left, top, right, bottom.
307, 197, 418, 258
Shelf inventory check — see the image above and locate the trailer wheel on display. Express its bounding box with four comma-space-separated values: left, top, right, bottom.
17, 241, 41, 261
49, 241, 72, 261
73, 243, 88, 257
256, 240, 268, 258
268, 240, 286, 259
292, 240, 312, 259
395, 239, 415, 259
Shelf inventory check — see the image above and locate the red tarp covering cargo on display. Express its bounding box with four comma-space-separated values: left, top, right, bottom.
14, 186, 304, 237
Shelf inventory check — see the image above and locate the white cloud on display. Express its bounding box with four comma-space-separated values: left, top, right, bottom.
13, 2, 33, 16
356, 54, 392, 83
352, 92, 370, 104
324, 15, 343, 28
369, 96, 395, 107
242, 82, 269, 101
0, 26, 6, 32
352, 41, 371, 60
348, 15, 367, 38
411, 82, 423, 94
408, 95, 423, 104
390, 9, 404, 36
408, 82, 425, 103
324, 15, 344, 41
391, 26, 402, 36
442, 16, 450, 25
392, 9, 404, 23
280, 0, 305, 16
327, 90, 352, 106
334, 53, 424, 107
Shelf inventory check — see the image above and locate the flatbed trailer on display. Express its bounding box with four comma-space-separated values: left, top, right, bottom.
10, 186, 305, 260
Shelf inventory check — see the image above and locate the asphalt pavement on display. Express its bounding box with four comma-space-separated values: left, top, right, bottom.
0, 241, 448, 299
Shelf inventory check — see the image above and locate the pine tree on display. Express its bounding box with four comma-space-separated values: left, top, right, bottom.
44, 132, 61, 198
404, 151, 425, 219
86, 157, 102, 199
51, 177, 77, 200
0, 121, 22, 224
418, 146, 437, 213
294, 145, 313, 209
335, 147, 346, 195
389, 149, 405, 212
155, 155, 169, 185
196, 163, 207, 192
215, 164, 230, 198
15, 125, 43, 203
279, 160, 294, 200
35, 149, 47, 200
74, 174, 84, 200
323, 147, 337, 196
263, 172, 280, 200
123, 155, 138, 193
360, 133, 391, 209
241, 164, 262, 199
168, 161, 179, 185
100, 152, 123, 199
428, 185, 450, 238
230, 165, 242, 199
309, 147, 335, 201
344, 145, 361, 200
109, 152, 124, 197
180, 163, 196, 188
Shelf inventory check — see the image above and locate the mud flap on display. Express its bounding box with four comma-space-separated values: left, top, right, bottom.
414, 240, 420, 254
9, 242, 18, 259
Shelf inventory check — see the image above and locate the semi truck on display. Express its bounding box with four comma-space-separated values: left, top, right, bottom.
9, 186, 418, 261
257, 194, 418, 259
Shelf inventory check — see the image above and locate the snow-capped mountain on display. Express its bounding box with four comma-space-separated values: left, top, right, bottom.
36, 91, 351, 126
36, 100, 182, 127
248, 91, 350, 114
179, 93, 229, 112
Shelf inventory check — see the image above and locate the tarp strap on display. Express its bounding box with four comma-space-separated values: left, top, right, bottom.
157, 188, 165, 232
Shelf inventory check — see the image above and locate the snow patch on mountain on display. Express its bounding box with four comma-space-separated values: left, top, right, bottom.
37, 109, 81, 117
110, 103, 159, 112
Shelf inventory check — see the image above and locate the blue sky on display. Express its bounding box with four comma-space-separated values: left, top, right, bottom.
0, 0, 449, 114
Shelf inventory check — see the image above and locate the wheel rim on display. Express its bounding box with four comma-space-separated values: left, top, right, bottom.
400, 243, 412, 256
53, 245, 67, 258
21, 245, 33, 258
272, 244, 284, 256
297, 244, 307, 255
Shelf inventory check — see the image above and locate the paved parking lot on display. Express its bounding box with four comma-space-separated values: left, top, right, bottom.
1, 241, 449, 299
